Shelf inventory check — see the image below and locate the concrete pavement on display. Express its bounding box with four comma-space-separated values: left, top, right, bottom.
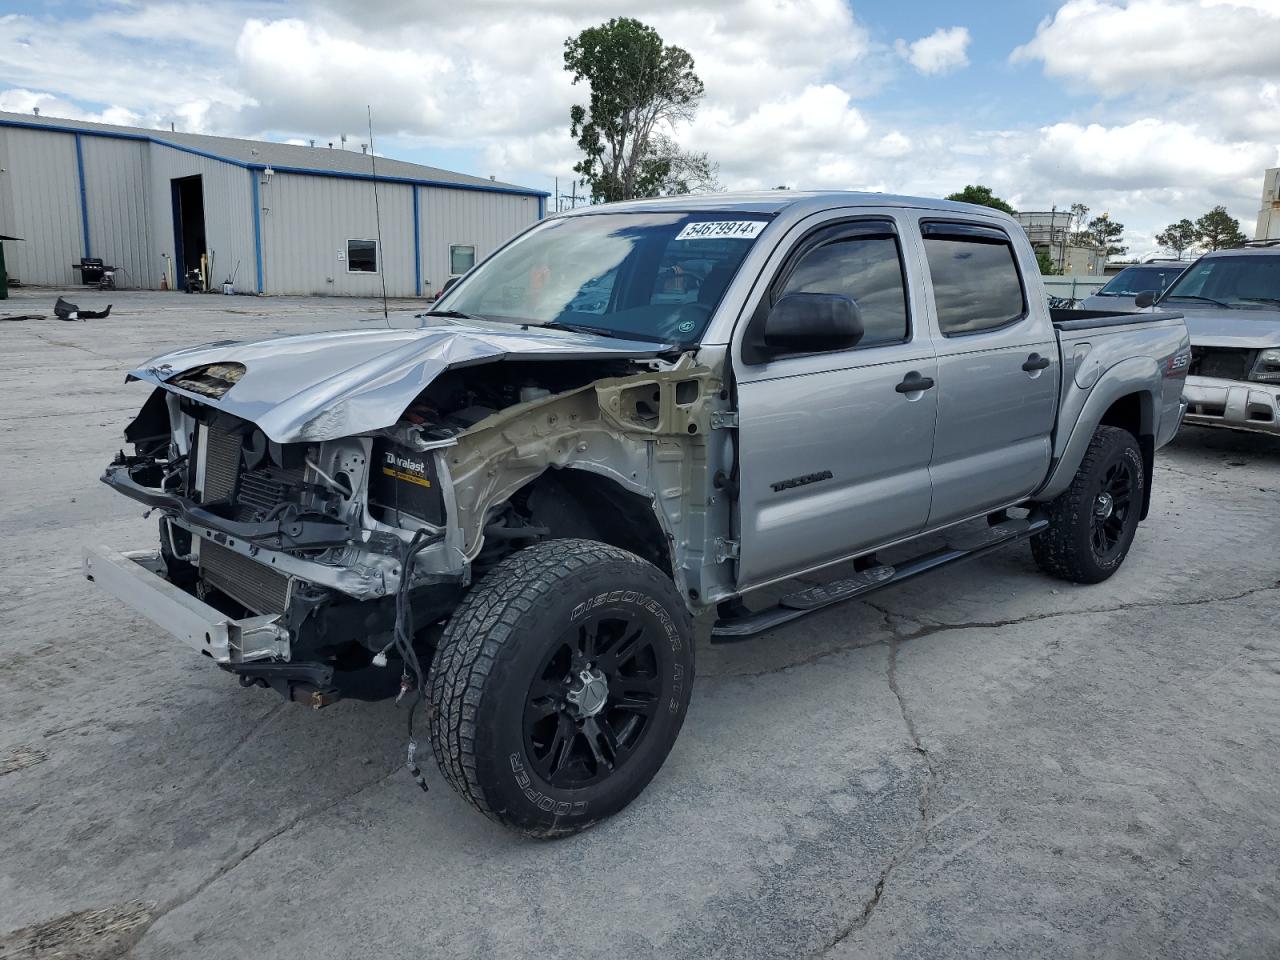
1, 288, 1277, 959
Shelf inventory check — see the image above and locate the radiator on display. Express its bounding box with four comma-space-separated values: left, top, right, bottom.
199, 539, 291, 615
202, 420, 242, 501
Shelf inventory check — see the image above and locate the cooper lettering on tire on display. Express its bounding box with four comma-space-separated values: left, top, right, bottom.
428, 539, 695, 837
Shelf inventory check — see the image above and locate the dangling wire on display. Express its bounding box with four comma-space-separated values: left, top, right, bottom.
391, 526, 443, 791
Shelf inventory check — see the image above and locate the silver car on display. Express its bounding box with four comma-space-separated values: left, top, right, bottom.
1160, 245, 1280, 436
1080, 262, 1186, 312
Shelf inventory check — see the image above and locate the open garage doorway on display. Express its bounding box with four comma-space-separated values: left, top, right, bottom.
170, 175, 207, 292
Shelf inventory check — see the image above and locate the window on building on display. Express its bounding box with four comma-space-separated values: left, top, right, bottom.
347, 239, 378, 274
922, 225, 1026, 336
777, 233, 910, 346
450, 244, 477, 275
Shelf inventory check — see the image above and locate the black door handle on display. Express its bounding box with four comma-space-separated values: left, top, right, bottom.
1022, 353, 1051, 371
895, 372, 935, 393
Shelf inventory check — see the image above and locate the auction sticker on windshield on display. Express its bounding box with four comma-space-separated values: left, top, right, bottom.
675, 220, 767, 241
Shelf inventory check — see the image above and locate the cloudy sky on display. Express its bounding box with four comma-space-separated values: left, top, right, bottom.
2, 0, 1277, 255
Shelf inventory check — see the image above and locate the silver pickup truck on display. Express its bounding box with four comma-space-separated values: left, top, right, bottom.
86, 192, 1189, 835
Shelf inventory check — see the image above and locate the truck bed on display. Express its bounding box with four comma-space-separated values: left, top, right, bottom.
1050, 308, 1183, 331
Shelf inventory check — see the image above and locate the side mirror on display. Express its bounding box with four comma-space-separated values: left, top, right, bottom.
439, 276, 461, 297
763, 292, 864, 354
1134, 290, 1156, 309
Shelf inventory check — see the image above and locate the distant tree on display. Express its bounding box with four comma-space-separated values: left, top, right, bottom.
646, 133, 720, 195
564, 18, 709, 202
1155, 218, 1198, 259
946, 184, 1016, 214
1069, 203, 1091, 244
774, 185, 791, 190
1087, 213, 1127, 259
1036, 250, 1061, 275
1193, 206, 1247, 251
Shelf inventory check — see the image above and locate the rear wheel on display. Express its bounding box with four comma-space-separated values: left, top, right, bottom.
1032, 425, 1145, 583
428, 539, 694, 837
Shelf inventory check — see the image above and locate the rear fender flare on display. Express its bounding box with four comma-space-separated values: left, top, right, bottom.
1037, 356, 1157, 502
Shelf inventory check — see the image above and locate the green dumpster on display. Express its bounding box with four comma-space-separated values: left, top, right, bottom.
0, 233, 22, 301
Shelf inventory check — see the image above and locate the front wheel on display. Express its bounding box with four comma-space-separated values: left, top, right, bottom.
428, 539, 694, 837
1031, 425, 1145, 583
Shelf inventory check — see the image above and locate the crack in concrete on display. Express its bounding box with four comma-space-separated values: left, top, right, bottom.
809, 579, 1280, 955
1159, 462, 1270, 491
813, 638, 936, 956
118, 763, 401, 959
723, 581, 1280, 684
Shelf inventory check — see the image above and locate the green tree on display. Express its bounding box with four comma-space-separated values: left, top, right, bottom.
1155, 218, 1198, 259
945, 184, 1016, 214
1193, 206, 1247, 251
1069, 203, 1091, 245
1087, 213, 1127, 259
1036, 250, 1061, 275
565, 18, 710, 202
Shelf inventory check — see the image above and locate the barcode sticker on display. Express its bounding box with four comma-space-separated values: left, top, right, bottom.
674, 220, 767, 241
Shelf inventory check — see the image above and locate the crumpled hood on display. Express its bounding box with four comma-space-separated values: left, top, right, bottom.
1180, 307, 1280, 349
129, 321, 669, 442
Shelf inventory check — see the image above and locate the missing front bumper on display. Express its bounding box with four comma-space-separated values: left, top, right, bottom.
82, 545, 290, 663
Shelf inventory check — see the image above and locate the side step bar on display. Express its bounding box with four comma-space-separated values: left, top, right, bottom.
711, 516, 1049, 642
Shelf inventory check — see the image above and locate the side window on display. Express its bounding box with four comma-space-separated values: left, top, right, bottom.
778, 234, 910, 346
450, 244, 476, 276
346, 239, 378, 274
922, 226, 1026, 335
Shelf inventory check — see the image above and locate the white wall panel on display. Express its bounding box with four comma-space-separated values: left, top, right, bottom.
420, 188, 539, 298
259, 173, 415, 296
0, 126, 82, 286
81, 136, 153, 288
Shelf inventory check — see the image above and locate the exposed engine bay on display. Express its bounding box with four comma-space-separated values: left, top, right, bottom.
100, 345, 731, 705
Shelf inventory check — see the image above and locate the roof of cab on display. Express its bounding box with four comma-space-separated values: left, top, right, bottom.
553, 190, 1017, 221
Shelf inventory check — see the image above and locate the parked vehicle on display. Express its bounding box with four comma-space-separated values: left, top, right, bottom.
1153, 243, 1280, 436
85, 192, 1189, 835
1080, 261, 1186, 312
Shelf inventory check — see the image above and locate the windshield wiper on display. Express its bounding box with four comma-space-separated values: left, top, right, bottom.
420, 309, 486, 323
1166, 294, 1230, 307
540, 320, 666, 344
1239, 297, 1280, 307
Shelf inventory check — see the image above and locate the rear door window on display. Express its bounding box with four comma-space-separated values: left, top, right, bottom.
922, 223, 1026, 336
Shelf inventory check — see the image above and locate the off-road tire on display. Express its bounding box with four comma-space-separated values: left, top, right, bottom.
428, 538, 694, 837
1031, 425, 1145, 584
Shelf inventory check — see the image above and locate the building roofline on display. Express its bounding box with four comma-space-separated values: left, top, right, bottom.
0, 117, 550, 199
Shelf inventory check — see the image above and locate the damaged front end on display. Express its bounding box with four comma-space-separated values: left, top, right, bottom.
90, 333, 733, 706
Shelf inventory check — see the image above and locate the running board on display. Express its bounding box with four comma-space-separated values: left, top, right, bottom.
710, 517, 1049, 642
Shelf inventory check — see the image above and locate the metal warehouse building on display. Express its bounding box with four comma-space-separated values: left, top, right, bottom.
0, 111, 547, 297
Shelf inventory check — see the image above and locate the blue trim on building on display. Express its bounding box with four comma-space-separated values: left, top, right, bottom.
0, 118, 550, 199
74, 133, 91, 257
250, 171, 264, 294
412, 185, 422, 297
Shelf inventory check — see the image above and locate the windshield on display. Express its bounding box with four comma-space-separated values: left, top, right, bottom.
434, 212, 771, 343
1098, 265, 1183, 297
1160, 254, 1280, 309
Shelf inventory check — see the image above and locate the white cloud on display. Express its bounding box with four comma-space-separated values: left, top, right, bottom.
894, 27, 971, 76
1, 0, 1276, 255
1011, 0, 1280, 93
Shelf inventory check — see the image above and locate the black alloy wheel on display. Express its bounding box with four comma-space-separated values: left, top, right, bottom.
1090, 459, 1136, 560
523, 611, 663, 789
